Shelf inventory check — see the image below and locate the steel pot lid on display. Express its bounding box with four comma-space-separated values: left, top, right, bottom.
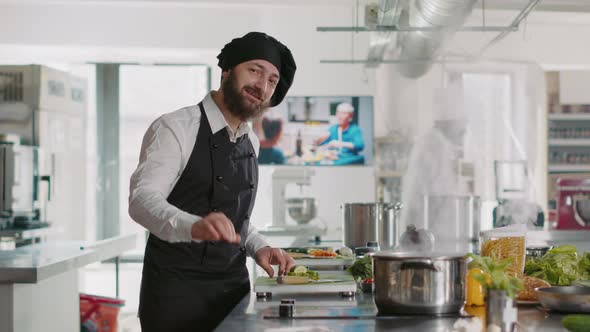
371, 250, 466, 261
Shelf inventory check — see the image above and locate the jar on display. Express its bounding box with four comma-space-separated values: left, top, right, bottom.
480, 225, 526, 278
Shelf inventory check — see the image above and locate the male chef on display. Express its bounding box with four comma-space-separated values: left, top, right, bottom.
129, 32, 296, 331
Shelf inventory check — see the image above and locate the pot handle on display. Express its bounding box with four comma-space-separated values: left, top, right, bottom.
400, 259, 438, 271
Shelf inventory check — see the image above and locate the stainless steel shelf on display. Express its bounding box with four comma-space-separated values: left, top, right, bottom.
316, 26, 515, 32
548, 113, 590, 121
548, 139, 590, 147
548, 164, 590, 173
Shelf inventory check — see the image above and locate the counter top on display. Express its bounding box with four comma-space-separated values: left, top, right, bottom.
216, 292, 569, 331
0, 234, 136, 283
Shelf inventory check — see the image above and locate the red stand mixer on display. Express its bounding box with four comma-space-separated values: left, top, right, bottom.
556, 178, 590, 230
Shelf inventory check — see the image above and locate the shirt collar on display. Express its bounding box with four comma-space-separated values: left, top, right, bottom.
202, 92, 251, 138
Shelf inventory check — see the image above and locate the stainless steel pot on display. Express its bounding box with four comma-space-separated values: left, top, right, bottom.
372, 251, 467, 315
342, 202, 402, 250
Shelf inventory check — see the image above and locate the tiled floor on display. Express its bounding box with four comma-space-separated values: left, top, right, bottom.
119, 313, 142, 332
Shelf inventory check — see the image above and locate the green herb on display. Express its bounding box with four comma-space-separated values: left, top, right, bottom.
347, 255, 372, 282
467, 253, 523, 299
562, 314, 590, 332
525, 245, 590, 286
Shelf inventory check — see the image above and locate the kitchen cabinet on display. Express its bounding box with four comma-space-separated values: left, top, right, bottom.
0, 234, 135, 332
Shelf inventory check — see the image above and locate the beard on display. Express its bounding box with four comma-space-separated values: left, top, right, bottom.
222, 71, 272, 121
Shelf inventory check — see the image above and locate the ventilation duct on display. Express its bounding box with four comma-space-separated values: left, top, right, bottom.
396, 0, 477, 78
367, 0, 404, 66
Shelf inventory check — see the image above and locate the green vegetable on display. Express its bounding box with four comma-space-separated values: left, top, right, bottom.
287, 270, 320, 280
347, 255, 372, 282
467, 253, 523, 299
525, 245, 590, 286
579, 252, 590, 281
562, 315, 590, 332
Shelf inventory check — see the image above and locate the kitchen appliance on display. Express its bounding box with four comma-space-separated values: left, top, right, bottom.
270, 167, 315, 228
371, 251, 467, 315
556, 178, 590, 229
342, 202, 402, 250
0, 65, 87, 240
285, 197, 316, 225
0, 142, 50, 230
260, 167, 325, 245
423, 194, 480, 253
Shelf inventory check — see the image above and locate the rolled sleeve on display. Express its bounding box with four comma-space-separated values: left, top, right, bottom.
244, 224, 270, 257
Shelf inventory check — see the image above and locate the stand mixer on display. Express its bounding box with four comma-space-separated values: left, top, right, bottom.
261, 167, 326, 240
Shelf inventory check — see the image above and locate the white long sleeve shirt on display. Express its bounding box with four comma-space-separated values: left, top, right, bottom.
128, 92, 269, 257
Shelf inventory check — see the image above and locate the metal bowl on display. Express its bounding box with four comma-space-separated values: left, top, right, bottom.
286, 197, 317, 224
575, 199, 590, 223
535, 286, 590, 313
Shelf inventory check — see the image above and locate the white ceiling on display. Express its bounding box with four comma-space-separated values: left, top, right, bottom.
2, 0, 590, 12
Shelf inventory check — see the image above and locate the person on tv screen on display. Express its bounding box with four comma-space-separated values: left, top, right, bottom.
258, 117, 286, 164
314, 102, 365, 165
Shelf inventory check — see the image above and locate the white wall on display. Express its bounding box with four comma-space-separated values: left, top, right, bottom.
0, 1, 378, 240
0, 1, 376, 95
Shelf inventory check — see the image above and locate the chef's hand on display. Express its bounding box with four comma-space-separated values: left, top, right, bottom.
190, 212, 241, 244
254, 247, 295, 278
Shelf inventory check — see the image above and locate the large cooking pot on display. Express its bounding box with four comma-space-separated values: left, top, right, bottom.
372, 251, 467, 315
342, 202, 402, 250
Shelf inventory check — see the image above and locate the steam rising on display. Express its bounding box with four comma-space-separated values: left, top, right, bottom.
397, 61, 547, 254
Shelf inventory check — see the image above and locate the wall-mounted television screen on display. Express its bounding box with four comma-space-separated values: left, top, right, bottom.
252, 96, 374, 166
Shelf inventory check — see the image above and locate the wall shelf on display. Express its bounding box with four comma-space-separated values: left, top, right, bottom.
548, 164, 590, 173
548, 113, 590, 121
548, 139, 590, 147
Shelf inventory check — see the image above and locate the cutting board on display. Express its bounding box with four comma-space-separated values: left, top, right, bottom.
253, 274, 357, 295
291, 257, 355, 267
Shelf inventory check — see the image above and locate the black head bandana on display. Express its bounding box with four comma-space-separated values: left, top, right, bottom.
217, 32, 296, 107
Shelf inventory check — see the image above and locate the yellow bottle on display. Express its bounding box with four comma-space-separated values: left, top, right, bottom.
466, 268, 486, 306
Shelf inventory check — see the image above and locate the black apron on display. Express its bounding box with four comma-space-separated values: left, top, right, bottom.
138, 103, 258, 332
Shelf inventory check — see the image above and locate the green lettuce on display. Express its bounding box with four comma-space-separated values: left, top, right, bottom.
524, 245, 590, 286
579, 252, 590, 281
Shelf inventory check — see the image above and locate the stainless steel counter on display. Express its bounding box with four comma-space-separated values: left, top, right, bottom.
0, 234, 136, 283
216, 292, 569, 331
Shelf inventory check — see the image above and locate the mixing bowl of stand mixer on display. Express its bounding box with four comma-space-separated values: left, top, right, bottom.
286, 197, 317, 224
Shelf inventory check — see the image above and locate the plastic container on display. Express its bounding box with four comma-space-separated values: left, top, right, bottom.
479, 224, 526, 278
79, 293, 125, 332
